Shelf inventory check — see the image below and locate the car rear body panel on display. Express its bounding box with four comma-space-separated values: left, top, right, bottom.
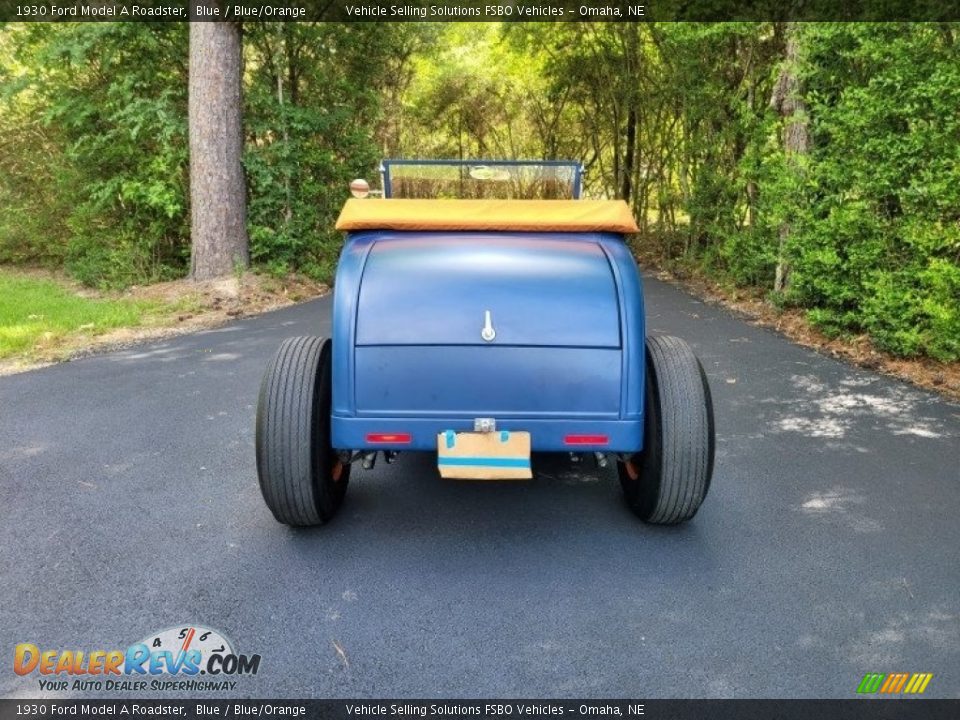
331, 231, 645, 452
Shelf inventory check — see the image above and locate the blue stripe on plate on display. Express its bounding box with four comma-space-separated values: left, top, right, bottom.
438, 457, 530, 468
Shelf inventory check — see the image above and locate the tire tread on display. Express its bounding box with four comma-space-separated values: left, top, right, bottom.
620, 335, 714, 524
256, 336, 348, 526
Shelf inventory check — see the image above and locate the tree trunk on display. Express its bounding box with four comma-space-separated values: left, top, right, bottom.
189, 18, 249, 281
276, 24, 293, 227
770, 22, 810, 293
621, 106, 637, 204
746, 80, 758, 228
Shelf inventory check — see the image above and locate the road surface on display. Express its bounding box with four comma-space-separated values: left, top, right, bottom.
1, 275, 958, 699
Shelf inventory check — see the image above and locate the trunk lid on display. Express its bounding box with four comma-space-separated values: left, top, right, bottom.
355, 234, 621, 348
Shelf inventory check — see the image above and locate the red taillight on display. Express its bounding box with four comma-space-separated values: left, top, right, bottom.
563, 434, 609, 446
365, 433, 412, 444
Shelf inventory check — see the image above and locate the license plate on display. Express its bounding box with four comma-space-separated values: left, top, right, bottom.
437, 430, 532, 480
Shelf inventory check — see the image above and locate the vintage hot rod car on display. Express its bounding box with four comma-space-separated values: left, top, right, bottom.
255, 160, 714, 526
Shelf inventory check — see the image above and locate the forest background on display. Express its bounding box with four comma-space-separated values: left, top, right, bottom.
0, 22, 958, 362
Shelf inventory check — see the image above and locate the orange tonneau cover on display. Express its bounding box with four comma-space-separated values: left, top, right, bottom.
335, 199, 639, 234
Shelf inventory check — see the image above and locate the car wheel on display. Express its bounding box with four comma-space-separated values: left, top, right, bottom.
256, 336, 350, 526
618, 335, 715, 524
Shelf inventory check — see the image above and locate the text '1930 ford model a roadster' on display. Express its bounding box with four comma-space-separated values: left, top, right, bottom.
255, 160, 714, 527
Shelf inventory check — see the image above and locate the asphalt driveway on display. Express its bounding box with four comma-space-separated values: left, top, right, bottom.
1, 275, 958, 698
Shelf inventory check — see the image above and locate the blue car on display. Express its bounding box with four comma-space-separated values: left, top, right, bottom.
256, 160, 714, 526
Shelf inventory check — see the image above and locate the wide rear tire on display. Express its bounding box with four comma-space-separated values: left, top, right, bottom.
256, 336, 350, 526
619, 335, 715, 524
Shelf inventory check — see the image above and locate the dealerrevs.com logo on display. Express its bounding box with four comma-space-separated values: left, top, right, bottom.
14, 624, 261, 692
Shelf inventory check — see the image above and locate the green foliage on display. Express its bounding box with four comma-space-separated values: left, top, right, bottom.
1, 21, 958, 361
785, 24, 960, 360
511, 21, 960, 361
243, 22, 426, 283
0, 22, 423, 287
0, 23, 189, 287
0, 27, 75, 266
859, 259, 960, 361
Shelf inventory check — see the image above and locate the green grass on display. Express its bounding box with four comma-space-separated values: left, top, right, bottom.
0, 269, 171, 360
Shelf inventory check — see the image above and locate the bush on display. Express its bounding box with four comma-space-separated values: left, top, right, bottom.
0, 24, 190, 287
785, 24, 960, 360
